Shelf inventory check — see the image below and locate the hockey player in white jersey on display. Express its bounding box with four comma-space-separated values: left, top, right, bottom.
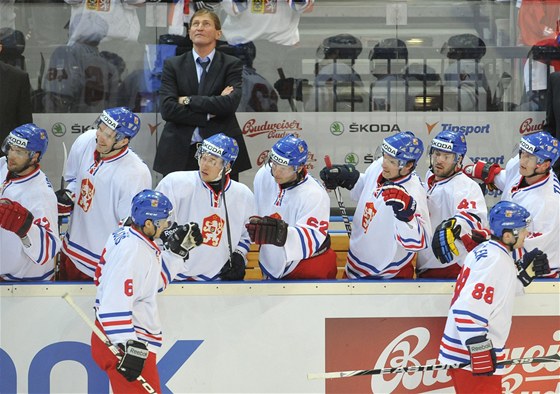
248, 134, 337, 279
417, 130, 488, 278
156, 133, 256, 282
464, 131, 560, 277
439, 201, 549, 393
0, 124, 61, 280
56, 107, 152, 281
92, 189, 202, 393
320, 131, 430, 279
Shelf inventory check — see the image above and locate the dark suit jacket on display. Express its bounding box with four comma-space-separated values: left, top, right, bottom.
0, 61, 33, 142
154, 49, 251, 177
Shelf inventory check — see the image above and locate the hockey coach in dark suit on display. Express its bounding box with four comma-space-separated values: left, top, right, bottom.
154, 9, 251, 180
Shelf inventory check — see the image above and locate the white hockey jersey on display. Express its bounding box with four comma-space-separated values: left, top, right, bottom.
495, 155, 560, 276
417, 170, 488, 272
346, 158, 431, 279
156, 171, 256, 282
439, 240, 524, 373
0, 159, 61, 280
62, 129, 152, 277
253, 164, 330, 279
95, 226, 166, 353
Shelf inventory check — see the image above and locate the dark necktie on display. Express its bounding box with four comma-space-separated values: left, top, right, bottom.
197, 57, 210, 94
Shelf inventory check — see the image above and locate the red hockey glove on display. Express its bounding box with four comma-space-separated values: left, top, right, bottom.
116, 340, 149, 382
0, 198, 34, 238
466, 335, 497, 376
516, 248, 550, 287
55, 189, 74, 217
380, 183, 416, 222
245, 216, 288, 246
460, 228, 491, 252
463, 161, 502, 191
432, 218, 461, 264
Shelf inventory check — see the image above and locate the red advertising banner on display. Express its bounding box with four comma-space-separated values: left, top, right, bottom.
326, 316, 560, 393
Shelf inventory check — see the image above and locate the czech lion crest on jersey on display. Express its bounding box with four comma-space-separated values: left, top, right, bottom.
77, 178, 95, 212
202, 213, 225, 247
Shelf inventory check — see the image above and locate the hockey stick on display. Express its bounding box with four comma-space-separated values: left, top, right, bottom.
54, 142, 68, 281
324, 155, 352, 237
61, 293, 158, 393
307, 353, 560, 380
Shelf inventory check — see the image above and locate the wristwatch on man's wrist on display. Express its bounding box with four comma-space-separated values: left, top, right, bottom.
182, 96, 190, 105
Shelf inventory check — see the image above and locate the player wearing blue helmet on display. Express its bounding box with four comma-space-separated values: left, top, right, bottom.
93, 189, 202, 393
440, 200, 549, 393
0, 124, 61, 281
248, 134, 337, 280
465, 131, 560, 277
418, 129, 489, 279
320, 131, 430, 279
156, 133, 256, 282
57, 107, 152, 281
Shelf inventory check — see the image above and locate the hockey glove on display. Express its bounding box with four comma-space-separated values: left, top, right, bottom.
431, 218, 461, 264
465, 335, 497, 376
219, 251, 246, 281
245, 216, 288, 246
116, 340, 149, 382
516, 248, 550, 287
319, 164, 360, 190
55, 189, 74, 217
0, 198, 34, 238
463, 161, 502, 191
460, 228, 491, 252
161, 222, 203, 259
380, 183, 416, 222
273, 77, 308, 101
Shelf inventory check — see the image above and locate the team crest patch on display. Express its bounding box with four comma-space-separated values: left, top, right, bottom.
362, 202, 377, 233
202, 213, 225, 247
78, 178, 95, 212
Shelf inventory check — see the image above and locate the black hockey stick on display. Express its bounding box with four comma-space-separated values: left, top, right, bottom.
307, 353, 560, 380
62, 294, 158, 393
324, 155, 351, 237
54, 141, 68, 281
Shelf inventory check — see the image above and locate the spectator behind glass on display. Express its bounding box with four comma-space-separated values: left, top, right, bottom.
154, 9, 252, 180
42, 13, 120, 113
0, 30, 33, 142
217, 41, 279, 112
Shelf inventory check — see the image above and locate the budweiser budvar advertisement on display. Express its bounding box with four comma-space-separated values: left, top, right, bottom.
326, 317, 560, 393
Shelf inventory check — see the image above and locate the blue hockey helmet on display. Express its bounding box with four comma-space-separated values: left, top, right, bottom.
131, 189, 173, 228
429, 129, 467, 161
381, 131, 424, 167
98, 107, 141, 141
489, 201, 531, 237
269, 134, 308, 169
196, 133, 239, 166
1, 123, 49, 161
519, 131, 560, 165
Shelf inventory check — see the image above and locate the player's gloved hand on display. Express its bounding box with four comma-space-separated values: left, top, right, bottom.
380, 183, 416, 222
463, 161, 502, 191
55, 189, 74, 217
432, 218, 461, 264
319, 164, 360, 190
245, 216, 288, 246
460, 227, 491, 252
465, 335, 497, 376
161, 222, 203, 259
219, 250, 246, 281
516, 248, 550, 286
273, 77, 308, 101
116, 340, 149, 382
0, 198, 34, 238
193, 0, 221, 11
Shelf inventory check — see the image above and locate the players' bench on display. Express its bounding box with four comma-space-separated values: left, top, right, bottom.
245, 216, 352, 280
